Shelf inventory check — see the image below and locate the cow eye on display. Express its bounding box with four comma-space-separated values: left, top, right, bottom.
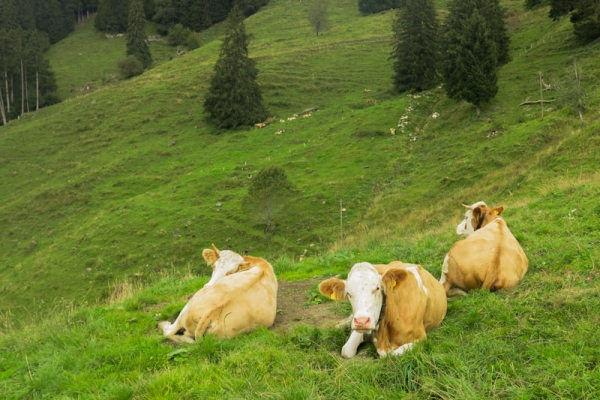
346, 293, 352, 299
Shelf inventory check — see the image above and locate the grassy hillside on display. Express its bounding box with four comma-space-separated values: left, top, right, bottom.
0, 0, 599, 397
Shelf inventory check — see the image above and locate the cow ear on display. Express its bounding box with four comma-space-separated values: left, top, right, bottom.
202, 248, 219, 266
492, 206, 504, 216
382, 269, 408, 293
318, 278, 346, 301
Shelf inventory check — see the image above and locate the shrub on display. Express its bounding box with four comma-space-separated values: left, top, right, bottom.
186, 35, 200, 50
118, 56, 144, 79
168, 24, 191, 46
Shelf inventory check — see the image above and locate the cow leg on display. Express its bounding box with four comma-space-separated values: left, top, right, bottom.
341, 331, 364, 359
389, 342, 414, 357
447, 288, 467, 297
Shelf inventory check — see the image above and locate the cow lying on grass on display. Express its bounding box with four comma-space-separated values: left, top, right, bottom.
440, 202, 528, 297
158, 245, 278, 343
319, 261, 447, 358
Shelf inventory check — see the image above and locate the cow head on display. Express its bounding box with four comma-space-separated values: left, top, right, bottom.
456, 201, 504, 236
201, 244, 245, 286
319, 262, 384, 333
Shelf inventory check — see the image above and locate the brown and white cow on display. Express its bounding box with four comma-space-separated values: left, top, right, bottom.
158, 246, 278, 343
319, 261, 447, 358
440, 201, 528, 297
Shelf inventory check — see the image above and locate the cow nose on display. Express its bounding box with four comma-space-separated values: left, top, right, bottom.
354, 316, 371, 329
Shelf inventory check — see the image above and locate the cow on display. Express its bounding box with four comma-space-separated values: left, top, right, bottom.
319, 261, 447, 358
254, 122, 266, 129
439, 201, 528, 297
158, 245, 278, 343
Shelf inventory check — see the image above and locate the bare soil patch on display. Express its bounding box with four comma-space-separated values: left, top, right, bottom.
271, 278, 348, 332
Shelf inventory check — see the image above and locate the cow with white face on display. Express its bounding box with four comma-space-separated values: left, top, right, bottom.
440, 201, 529, 296
202, 244, 246, 286
158, 245, 278, 343
319, 261, 447, 358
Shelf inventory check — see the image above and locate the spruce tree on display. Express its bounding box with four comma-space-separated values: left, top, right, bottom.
484, 0, 511, 65
442, 4, 498, 115
203, 6, 268, 128
571, 0, 600, 42
126, 0, 152, 68
390, 0, 438, 92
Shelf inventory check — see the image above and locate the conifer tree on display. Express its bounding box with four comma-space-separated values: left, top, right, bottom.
390, 0, 438, 92
441, 5, 498, 115
485, 0, 511, 65
203, 6, 268, 128
571, 0, 600, 42
126, 0, 152, 68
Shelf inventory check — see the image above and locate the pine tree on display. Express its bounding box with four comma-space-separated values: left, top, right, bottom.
442, 4, 498, 115
126, 0, 152, 68
549, 0, 576, 19
484, 0, 511, 65
198, 0, 212, 30
203, 6, 268, 128
571, 0, 600, 42
390, 0, 438, 92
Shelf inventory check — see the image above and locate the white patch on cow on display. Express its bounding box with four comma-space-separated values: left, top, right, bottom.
457, 201, 488, 237
205, 250, 244, 286
345, 262, 384, 332
391, 342, 414, 356
341, 330, 365, 359
405, 266, 428, 295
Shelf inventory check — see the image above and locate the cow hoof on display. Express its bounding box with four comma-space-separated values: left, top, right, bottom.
447, 288, 467, 297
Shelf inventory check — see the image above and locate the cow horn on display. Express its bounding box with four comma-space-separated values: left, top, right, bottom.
211, 243, 220, 256
462, 203, 472, 210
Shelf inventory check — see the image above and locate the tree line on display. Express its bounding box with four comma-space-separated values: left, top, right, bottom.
95, 0, 268, 34
391, 0, 510, 115
0, 0, 96, 125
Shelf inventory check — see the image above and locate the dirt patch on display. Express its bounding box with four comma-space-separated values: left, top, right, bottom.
271, 278, 349, 332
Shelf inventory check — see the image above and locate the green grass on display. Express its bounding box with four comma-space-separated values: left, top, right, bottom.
1, 0, 600, 397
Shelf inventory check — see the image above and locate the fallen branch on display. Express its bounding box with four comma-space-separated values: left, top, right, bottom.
519, 99, 556, 106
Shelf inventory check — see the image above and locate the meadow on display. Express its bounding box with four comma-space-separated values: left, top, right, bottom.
0, 0, 599, 398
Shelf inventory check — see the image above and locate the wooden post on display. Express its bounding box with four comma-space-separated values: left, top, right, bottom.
539, 72, 544, 119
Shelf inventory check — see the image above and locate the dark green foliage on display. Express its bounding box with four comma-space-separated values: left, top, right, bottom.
34, 0, 74, 44
243, 166, 296, 239
390, 0, 439, 93
167, 24, 191, 46
118, 56, 144, 78
570, 0, 600, 42
441, 0, 507, 113
308, 0, 329, 36
203, 6, 268, 128
186, 34, 200, 50
126, 0, 152, 68
549, 0, 576, 19
525, 0, 546, 9
485, 0, 511, 66
0, 27, 58, 124
95, 0, 130, 33
548, 0, 600, 43
442, 7, 498, 114
358, 0, 402, 15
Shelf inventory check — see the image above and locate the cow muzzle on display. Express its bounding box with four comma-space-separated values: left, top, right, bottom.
353, 316, 373, 332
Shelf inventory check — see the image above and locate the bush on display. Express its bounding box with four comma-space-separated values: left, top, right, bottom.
118, 56, 144, 79
186, 35, 200, 50
168, 24, 191, 46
